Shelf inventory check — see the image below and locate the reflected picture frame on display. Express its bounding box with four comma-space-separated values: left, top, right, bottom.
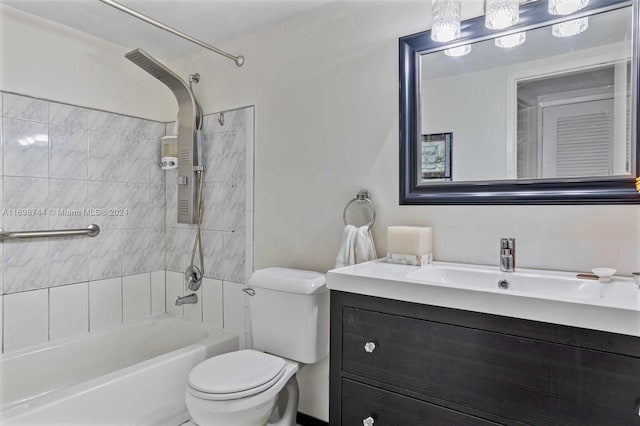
419, 133, 452, 182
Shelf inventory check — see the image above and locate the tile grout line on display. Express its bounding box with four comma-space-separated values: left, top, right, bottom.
47, 287, 51, 343
87, 281, 91, 334
1, 90, 168, 124
120, 277, 124, 325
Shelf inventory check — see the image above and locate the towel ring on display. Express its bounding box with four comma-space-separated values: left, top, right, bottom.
343, 189, 376, 228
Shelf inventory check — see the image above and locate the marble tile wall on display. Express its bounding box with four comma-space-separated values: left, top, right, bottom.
0, 93, 255, 354
164, 107, 254, 285
163, 107, 254, 350
1, 91, 166, 295
0, 91, 167, 353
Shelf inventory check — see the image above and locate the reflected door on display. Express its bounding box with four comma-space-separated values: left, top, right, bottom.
541, 99, 614, 178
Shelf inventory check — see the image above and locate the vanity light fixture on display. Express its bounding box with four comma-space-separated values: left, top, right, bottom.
495, 31, 526, 48
444, 44, 472, 56
485, 0, 520, 29
431, 0, 462, 42
552, 17, 589, 36
548, 0, 589, 15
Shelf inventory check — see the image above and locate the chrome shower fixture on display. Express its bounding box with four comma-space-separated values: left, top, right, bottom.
185, 265, 203, 292
125, 48, 202, 224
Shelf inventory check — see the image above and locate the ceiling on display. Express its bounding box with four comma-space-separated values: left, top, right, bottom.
1, 0, 334, 60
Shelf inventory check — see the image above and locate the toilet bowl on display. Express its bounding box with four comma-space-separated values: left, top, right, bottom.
185, 350, 299, 426
185, 268, 328, 426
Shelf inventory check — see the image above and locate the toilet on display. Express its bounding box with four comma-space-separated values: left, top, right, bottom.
185, 267, 329, 426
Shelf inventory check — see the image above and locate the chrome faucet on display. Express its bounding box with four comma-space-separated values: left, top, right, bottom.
500, 238, 516, 272
175, 293, 198, 306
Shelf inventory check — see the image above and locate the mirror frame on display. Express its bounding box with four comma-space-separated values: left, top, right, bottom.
399, 0, 640, 205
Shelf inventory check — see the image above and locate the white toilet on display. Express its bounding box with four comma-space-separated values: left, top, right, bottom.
185, 267, 329, 426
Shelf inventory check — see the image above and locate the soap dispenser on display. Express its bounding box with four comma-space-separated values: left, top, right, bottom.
160, 135, 178, 170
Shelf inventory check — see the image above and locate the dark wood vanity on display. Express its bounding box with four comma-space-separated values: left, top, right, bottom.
329, 290, 640, 425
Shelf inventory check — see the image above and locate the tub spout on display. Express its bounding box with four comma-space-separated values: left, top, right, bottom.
175, 293, 198, 306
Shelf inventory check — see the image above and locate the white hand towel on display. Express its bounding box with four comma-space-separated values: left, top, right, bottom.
355, 225, 378, 264
335, 225, 357, 268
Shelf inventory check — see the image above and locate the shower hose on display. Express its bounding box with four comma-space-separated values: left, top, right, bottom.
188, 75, 205, 289
189, 169, 205, 285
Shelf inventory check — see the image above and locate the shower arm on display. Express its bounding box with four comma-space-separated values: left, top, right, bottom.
98, 0, 245, 67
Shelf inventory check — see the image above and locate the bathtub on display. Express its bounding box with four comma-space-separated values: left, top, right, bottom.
0, 314, 238, 426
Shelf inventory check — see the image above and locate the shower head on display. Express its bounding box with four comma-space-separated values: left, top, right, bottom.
125, 49, 193, 95
125, 49, 171, 80
125, 48, 201, 129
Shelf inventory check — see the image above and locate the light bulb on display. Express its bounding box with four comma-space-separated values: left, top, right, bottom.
495, 32, 526, 48
552, 17, 588, 37
548, 0, 589, 15
485, 0, 519, 30
444, 45, 472, 56
431, 0, 462, 42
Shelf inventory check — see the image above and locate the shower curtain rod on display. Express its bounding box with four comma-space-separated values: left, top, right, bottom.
98, 0, 245, 66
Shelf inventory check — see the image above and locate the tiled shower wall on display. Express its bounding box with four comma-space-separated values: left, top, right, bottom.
0, 92, 255, 354
164, 107, 254, 348
0, 91, 167, 353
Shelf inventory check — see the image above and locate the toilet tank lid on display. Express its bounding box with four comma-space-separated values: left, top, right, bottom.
248, 267, 327, 295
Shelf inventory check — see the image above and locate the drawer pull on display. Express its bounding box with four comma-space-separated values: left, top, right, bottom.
364, 341, 376, 353
363, 416, 375, 425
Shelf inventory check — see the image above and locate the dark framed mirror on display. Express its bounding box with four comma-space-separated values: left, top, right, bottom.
400, 0, 640, 204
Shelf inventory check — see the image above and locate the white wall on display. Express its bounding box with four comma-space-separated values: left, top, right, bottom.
422, 68, 506, 181
170, 1, 640, 421
0, 5, 175, 122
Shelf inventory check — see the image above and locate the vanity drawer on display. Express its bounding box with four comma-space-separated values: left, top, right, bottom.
342, 306, 640, 425
341, 378, 499, 426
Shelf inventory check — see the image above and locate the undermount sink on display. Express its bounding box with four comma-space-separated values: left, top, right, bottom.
405, 265, 602, 300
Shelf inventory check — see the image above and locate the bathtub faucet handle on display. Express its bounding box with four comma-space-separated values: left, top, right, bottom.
185, 265, 203, 292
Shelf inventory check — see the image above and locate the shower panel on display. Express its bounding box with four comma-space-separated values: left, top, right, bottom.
125, 48, 202, 224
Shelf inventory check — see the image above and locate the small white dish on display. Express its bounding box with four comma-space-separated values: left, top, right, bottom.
592, 268, 616, 283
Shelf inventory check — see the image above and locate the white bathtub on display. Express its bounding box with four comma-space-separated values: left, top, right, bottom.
0, 314, 238, 426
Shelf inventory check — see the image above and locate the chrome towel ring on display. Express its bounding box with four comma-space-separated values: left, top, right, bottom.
343, 189, 376, 228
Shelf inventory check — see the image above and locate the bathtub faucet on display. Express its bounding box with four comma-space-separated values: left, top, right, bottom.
175, 293, 198, 306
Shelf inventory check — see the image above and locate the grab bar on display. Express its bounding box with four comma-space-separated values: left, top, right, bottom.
0, 224, 100, 241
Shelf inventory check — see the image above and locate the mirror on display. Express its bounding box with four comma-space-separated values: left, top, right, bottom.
400, 0, 640, 204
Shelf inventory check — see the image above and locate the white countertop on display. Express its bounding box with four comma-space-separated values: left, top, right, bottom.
327, 259, 640, 337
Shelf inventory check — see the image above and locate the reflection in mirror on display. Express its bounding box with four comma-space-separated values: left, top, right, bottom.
419, 6, 633, 184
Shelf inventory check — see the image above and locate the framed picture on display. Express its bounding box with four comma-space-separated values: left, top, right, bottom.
418, 133, 452, 183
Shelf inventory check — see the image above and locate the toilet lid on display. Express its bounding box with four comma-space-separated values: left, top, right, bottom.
188, 350, 286, 395
186, 368, 286, 401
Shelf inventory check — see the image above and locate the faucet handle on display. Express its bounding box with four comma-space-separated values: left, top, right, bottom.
500, 238, 516, 272
501, 237, 515, 249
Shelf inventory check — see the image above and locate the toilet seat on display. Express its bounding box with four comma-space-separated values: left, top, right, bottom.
187, 350, 287, 401
185, 359, 300, 426
187, 369, 286, 401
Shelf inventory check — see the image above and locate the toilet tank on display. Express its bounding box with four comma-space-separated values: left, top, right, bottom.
247, 268, 328, 364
